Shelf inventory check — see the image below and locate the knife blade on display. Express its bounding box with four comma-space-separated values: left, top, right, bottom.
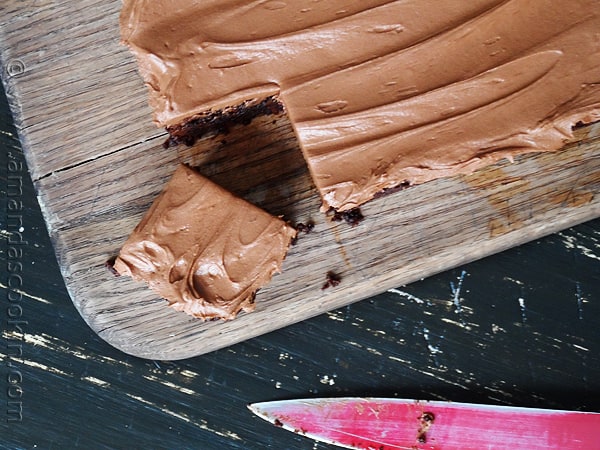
248, 397, 600, 449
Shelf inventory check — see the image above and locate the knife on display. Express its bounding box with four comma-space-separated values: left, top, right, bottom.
248, 397, 600, 449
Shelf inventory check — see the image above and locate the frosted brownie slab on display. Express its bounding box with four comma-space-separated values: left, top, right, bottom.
120, 0, 600, 211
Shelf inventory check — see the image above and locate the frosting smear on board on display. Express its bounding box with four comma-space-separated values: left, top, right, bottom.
113, 165, 297, 321
121, 0, 600, 212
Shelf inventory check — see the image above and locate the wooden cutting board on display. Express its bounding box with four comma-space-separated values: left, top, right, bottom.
2, 1, 599, 360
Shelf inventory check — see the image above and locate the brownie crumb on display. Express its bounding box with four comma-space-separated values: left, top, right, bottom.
373, 180, 412, 199
322, 271, 342, 290
104, 256, 120, 277
416, 412, 435, 444
295, 221, 315, 234
291, 220, 315, 245
330, 207, 364, 227
163, 96, 284, 148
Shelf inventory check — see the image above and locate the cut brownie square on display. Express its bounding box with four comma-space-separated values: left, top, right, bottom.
113, 164, 297, 320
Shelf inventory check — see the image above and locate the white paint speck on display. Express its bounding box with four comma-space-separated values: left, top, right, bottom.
180, 369, 199, 378
518, 297, 527, 323
319, 374, 336, 386
18, 227, 24, 233
82, 376, 110, 387
559, 233, 600, 262
441, 317, 472, 330
504, 277, 524, 286
21, 360, 70, 377
423, 327, 443, 366
0, 283, 52, 304
450, 271, 467, 315
491, 324, 506, 334
575, 282, 585, 320
143, 375, 197, 395
388, 288, 425, 304
327, 312, 345, 322
366, 347, 383, 356
388, 355, 410, 364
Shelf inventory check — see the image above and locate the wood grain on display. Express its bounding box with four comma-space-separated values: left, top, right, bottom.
1, 1, 599, 360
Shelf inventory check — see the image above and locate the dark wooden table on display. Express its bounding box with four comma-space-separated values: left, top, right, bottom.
2, 82, 599, 449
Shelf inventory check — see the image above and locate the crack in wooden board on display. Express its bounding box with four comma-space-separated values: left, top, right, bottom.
1, 1, 599, 359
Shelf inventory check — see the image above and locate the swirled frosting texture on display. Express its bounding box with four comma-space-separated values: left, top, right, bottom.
113, 165, 297, 320
121, 0, 600, 211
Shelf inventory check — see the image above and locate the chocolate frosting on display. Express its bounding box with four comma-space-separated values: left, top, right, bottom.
113, 165, 297, 320
121, 0, 600, 211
